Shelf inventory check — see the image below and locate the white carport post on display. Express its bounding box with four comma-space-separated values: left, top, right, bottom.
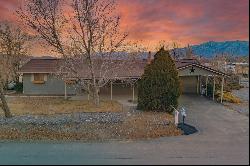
199, 75, 202, 94
110, 81, 113, 100
220, 77, 224, 103
213, 76, 216, 101
197, 75, 200, 94
205, 76, 208, 96
132, 84, 135, 102
64, 81, 67, 99
87, 82, 90, 101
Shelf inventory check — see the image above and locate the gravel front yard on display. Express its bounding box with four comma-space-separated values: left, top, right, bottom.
0, 97, 181, 141
0, 112, 125, 125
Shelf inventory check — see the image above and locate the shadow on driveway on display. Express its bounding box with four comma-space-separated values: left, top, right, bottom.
177, 123, 198, 135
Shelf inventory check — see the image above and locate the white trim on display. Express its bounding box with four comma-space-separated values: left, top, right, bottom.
178, 63, 228, 77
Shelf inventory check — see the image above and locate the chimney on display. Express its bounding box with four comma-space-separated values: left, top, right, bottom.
147, 51, 153, 64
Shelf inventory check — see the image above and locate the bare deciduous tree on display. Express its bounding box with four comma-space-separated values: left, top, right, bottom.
170, 42, 183, 60
0, 22, 30, 83
18, 0, 142, 106
0, 22, 30, 118
0, 54, 13, 118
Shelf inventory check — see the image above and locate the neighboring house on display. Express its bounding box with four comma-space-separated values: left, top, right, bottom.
18, 53, 227, 102
232, 62, 249, 76
214, 62, 249, 76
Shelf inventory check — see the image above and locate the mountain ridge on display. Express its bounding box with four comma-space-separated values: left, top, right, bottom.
179, 40, 249, 58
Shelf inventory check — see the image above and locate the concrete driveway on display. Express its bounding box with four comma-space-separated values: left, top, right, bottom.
0, 95, 249, 165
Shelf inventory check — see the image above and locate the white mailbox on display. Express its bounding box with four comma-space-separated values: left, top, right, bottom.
180, 107, 187, 117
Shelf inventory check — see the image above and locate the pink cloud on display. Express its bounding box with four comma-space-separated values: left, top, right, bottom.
0, 0, 248, 53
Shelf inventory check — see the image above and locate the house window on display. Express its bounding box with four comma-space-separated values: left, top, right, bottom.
64, 79, 76, 85
33, 74, 45, 84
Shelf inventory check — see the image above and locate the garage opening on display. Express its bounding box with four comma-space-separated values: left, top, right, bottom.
180, 76, 198, 94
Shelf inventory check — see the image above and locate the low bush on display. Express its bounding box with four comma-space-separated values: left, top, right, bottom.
14, 82, 23, 93
216, 91, 241, 103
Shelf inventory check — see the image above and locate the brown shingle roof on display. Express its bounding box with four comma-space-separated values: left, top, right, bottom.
18, 58, 147, 78
19, 57, 226, 77
19, 58, 62, 73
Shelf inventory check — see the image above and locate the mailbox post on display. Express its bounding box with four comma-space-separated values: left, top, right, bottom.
180, 107, 187, 127
174, 110, 179, 126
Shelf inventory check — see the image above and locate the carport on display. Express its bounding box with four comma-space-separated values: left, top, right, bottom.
177, 63, 228, 103
62, 57, 228, 103
87, 61, 229, 104
98, 78, 138, 102
100, 62, 228, 104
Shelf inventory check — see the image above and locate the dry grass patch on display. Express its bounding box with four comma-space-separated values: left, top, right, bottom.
216, 91, 242, 104
1, 97, 123, 116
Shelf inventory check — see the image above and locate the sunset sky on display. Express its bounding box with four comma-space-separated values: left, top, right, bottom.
0, 0, 249, 55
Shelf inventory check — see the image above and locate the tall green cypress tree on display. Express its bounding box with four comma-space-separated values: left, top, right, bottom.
137, 47, 181, 113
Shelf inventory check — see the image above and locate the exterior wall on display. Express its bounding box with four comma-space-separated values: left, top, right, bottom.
23, 74, 76, 95
235, 65, 249, 75
178, 66, 217, 94
178, 66, 216, 76
22, 65, 220, 96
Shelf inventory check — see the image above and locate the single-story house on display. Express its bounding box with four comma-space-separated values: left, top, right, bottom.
18, 52, 228, 102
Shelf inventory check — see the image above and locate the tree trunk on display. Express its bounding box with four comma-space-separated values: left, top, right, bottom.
93, 86, 100, 106
90, 72, 100, 106
0, 90, 12, 118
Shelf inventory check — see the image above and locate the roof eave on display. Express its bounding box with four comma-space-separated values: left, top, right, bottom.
177, 63, 230, 77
